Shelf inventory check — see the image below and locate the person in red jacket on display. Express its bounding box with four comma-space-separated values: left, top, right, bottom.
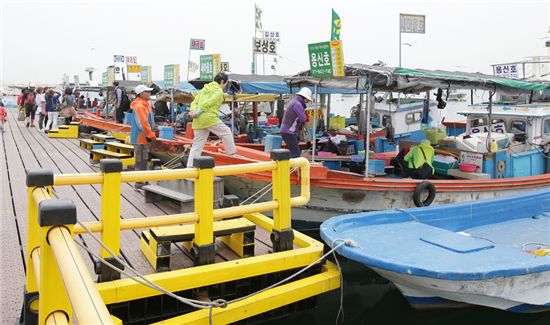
130, 85, 156, 190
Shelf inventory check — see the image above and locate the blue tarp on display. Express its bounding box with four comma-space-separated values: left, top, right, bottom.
153, 80, 197, 91
239, 82, 364, 95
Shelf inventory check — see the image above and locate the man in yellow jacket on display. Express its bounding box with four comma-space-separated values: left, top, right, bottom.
186, 72, 236, 167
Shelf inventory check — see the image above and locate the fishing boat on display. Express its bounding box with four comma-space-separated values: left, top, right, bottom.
82, 66, 550, 220
319, 189, 550, 312
204, 65, 550, 218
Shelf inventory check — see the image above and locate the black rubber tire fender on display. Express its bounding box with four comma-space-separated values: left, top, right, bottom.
413, 181, 436, 207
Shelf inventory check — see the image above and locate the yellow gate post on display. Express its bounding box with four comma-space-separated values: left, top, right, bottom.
22, 170, 54, 324
269, 149, 294, 252
97, 159, 123, 282
38, 199, 76, 324
192, 156, 216, 265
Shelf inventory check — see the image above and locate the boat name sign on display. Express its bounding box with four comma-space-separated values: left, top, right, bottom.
253, 37, 277, 55
460, 152, 483, 171
308, 40, 345, 78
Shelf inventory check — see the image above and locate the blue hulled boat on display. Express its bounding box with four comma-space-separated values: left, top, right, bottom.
321, 189, 550, 312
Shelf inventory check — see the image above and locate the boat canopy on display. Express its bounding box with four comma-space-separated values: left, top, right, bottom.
155, 88, 278, 104
152, 80, 198, 91
190, 74, 365, 95
286, 64, 549, 94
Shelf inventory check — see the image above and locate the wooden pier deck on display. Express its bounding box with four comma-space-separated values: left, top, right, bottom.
0, 108, 274, 323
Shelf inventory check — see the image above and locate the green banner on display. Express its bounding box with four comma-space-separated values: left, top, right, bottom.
308, 42, 333, 78
331, 9, 341, 40
141, 66, 150, 83
164, 64, 179, 88
102, 72, 108, 87
200, 55, 214, 81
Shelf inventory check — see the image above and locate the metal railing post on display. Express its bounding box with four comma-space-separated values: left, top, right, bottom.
97, 159, 123, 282
38, 200, 75, 324
192, 157, 216, 266
270, 149, 294, 252
22, 170, 54, 325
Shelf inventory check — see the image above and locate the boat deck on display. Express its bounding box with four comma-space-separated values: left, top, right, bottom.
0, 108, 274, 323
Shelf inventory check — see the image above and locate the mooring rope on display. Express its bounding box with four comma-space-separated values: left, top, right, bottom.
75, 219, 355, 324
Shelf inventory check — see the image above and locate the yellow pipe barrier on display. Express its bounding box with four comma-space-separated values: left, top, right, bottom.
120, 169, 198, 183
54, 173, 104, 185
193, 163, 214, 247
31, 248, 40, 287
100, 166, 122, 259
290, 157, 310, 207
48, 227, 113, 324
272, 156, 291, 231
45, 311, 69, 325
39, 224, 72, 324
213, 161, 277, 176
212, 201, 279, 220
73, 212, 199, 234
26, 187, 51, 294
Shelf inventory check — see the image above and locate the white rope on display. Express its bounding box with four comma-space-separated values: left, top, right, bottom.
75, 219, 355, 324
75, 221, 225, 309
240, 167, 299, 205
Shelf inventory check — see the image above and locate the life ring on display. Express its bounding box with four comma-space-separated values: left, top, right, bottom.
413, 181, 436, 207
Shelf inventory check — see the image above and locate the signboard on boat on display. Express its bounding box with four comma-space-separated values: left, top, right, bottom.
127, 65, 141, 81
164, 64, 180, 88
460, 151, 483, 172
113, 55, 125, 81
200, 54, 221, 81
141, 66, 151, 83
126, 56, 138, 65
220, 61, 230, 72
400, 14, 426, 33
493, 64, 519, 79
253, 37, 277, 55
190, 38, 206, 50
308, 40, 344, 78
102, 72, 108, 87
262, 30, 280, 42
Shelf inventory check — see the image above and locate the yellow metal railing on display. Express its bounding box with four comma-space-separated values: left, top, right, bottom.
24, 153, 313, 324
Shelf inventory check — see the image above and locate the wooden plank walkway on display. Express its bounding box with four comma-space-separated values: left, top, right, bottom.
0, 108, 273, 324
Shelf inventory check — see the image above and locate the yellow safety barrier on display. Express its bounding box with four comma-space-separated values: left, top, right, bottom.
21, 150, 339, 325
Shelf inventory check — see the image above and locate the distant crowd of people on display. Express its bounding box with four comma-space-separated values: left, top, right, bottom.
9, 84, 109, 133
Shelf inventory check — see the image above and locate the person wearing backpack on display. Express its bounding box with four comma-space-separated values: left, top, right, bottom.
23, 84, 37, 127
113, 81, 131, 123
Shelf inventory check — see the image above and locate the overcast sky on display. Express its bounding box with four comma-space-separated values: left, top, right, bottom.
1, 0, 549, 85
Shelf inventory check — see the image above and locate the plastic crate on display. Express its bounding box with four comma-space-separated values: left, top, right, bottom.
433, 160, 458, 175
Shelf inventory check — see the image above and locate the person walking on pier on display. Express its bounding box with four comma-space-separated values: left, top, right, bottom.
35, 87, 46, 131
186, 72, 237, 168
280, 87, 311, 158
23, 84, 36, 127
44, 89, 61, 132
0, 97, 7, 133
114, 81, 131, 123
130, 84, 156, 190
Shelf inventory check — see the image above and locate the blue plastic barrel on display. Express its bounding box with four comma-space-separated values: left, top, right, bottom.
264, 134, 283, 152
324, 161, 341, 170
158, 126, 174, 140
355, 139, 365, 152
